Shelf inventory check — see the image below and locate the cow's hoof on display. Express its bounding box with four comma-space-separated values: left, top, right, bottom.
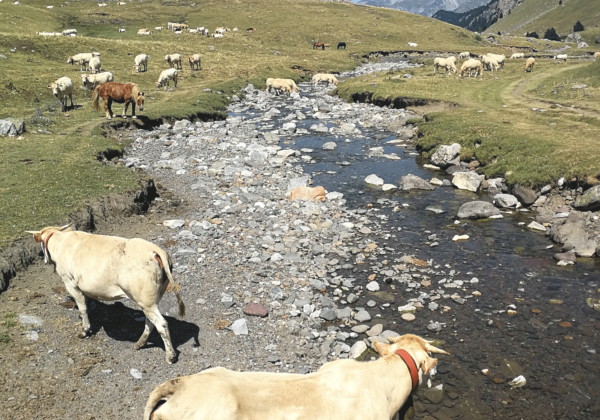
132, 116, 137, 119
106, 117, 112, 120
122, 116, 128, 119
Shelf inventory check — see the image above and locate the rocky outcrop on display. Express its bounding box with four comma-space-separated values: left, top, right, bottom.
458, 201, 501, 219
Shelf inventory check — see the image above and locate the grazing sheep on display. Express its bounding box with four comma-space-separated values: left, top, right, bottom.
459, 59, 483, 77
510, 53, 524, 59
134, 54, 149, 72
48, 77, 73, 111
88, 56, 101, 74
595, 52, 600, 61
408, 42, 417, 47
458, 52, 470, 59
137, 29, 152, 36
555, 54, 568, 62
189, 54, 201, 71
156, 68, 178, 90
525, 57, 535, 72
164, 54, 182, 69
67, 52, 101, 72
188, 29, 199, 34
482, 55, 499, 71
81, 72, 113, 91
433, 57, 457, 75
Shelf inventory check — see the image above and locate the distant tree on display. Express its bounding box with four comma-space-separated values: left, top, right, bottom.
574, 21, 584, 32
544, 27, 561, 41
526, 31, 540, 38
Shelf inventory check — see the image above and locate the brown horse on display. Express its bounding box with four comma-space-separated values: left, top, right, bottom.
313, 42, 325, 50
92, 82, 144, 120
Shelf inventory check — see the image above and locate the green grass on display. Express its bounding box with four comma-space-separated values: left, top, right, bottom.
0, 312, 18, 344
0, 0, 491, 249
489, 0, 600, 46
335, 58, 600, 188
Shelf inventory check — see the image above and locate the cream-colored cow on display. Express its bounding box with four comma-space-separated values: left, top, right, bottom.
266, 78, 292, 95
80, 72, 113, 90
156, 68, 178, 90
188, 54, 201, 71
26, 225, 186, 364
134, 53, 149, 72
67, 52, 101, 71
312, 73, 339, 86
164, 53, 182, 69
47, 77, 73, 111
143, 334, 448, 420
88, 56, 101, 74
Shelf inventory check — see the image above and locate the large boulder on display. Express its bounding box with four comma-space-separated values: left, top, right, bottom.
430, 143, 461, 168
399, 174, 435, 191
0, 119, 17, 137
493, 194, 520, 208
574, 185, 600, 211
457, 201, 501, 219
172, 119, 192, 131
512, 184, 537, 206
5, 118, 25, 135
395, 127, 415, 141
452, 172, 483, 192
548, 212, 597, 257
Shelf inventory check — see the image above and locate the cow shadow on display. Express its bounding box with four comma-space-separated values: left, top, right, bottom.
87, 300, 200, 356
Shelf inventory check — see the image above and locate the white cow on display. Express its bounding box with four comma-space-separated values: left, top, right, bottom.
67, 52, 101, 71
188, 54, 201, 71
164, 53, 182, 69
62, 29, 77, 36
188, 28, 198, 33
48, 77, 74, 111
458, 52, 470, 59
510, 53, 524, 59
212, 33, 223, 38
156, 68, 178, 90
26, 226, 186, 364
555, 54, 568, 62
80, 72, 113, 91
134, 54, 149, 72
88, 56, 101, 74
119, 28, 126, 33
155, 26, 164, 30
408, 42, 418, 47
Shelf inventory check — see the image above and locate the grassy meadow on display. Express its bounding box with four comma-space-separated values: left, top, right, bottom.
335, 57, 600, 188
0, 0, 489, 248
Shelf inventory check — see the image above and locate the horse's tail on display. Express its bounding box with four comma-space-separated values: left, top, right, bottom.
91, 85, 101, 112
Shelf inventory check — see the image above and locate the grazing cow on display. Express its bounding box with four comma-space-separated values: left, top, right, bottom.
164, 53, 182, 69
433, 57, 457, 74
98, 2, 107, 7
67, 52, 101, 72
246, 27, 256, 33
215, 27, 227, 34
155, 26, 164, 30
138, 29, 153, 36
484, 53, 505, 69
212, 33, 224, 38
47, 77, 74, 111
525, 57, 535, 72
594, 52, 600, 61
88, 56, 101, 74
458, 52, 470, 59
62, 29, 77, 36
510, 53, 524, 59
134, 54, 149, 72
481, 55, 499, 71
156, 68, 178, 90
460, 59, 483, 77
143, 334, 448, 420
312, 73, 338, 86
167, 22, 176, 30
324, 43, 330, 49
313, 42, 325, 50
188, 28, 198, 34
92, 82, 144, 119
337, 41, 346, 50
266, 78, 292, 95
189, 54, 201, 71
26, 226, 185, 364
119, 28, 126, 33
171, 23, 188, 31
555, 54, 568, 62
81, 72, 113, 91
47, 5, 53, 8
408, 42, 418, 47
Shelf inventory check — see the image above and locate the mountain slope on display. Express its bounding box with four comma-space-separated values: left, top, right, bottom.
433, 1, 498, 32
355, 0, 460, 17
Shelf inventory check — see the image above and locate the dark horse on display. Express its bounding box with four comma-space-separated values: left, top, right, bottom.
92, 82, 144, 120
337, 41, 346, 50
313, 42, 325, 50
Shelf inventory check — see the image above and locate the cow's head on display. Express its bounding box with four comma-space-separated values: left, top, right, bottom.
373, 334, 448, 389
67, 56, 73, 64
81, 74, 89, 85
26, 224, 72, 263
47, 82, 60, 97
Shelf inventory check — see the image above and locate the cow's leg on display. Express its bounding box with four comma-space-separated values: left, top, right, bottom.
174, 77, 177, 88
144, 307, 176, 363
134, 317, 156, 350
69, 93, 74, 108
63, 282, 92, 337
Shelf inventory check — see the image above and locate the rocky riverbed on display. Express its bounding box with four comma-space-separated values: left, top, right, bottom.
1, 60, 599, 420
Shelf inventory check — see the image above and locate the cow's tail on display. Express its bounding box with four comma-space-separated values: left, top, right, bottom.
143, 379, 180, 420
91, 85, 101, 112
154, 250, 185, 318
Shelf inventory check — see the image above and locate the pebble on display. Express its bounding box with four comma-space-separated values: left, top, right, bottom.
18, 315, 43, 326
352, 325, 369, 334
401, 313, 415, 322
452, 235, 469, 241
130, 369, 143, 380
243, 303, 268, 317
366, 281, 380, 292
354, 310, 372, 322
26, 331, 39, 341
365, 174, 384, 186
366, 324, 383, 337
231, 319, 249, 336
349, 341, 367, 359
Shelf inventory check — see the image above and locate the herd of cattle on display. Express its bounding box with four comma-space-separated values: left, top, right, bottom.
136, 25, 255, 37
433, 51, 541, 77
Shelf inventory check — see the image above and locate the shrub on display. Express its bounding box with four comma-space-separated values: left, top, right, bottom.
526, 31, 539, 38
475, 34, 482, 42
574, 21, 584, 32
543, 27, 561, 42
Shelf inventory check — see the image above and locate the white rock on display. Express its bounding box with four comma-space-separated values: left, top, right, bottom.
163, 219, 185, 229
326, 192, 344, 200
401, 313, 415, 322
366, 281, 380, 292
231, 319, 249, 335
493, 194, 521, 208
430, 178, 443, 186
382, 184, 397, 191
527, 221, 546, 232
365, 174, 384, 186
26, 331, 39, 341
322, 142, 337, 150
349, 341, 367, 359
452, 235, 469, 241
452, 172, 483, 192
130, 368, 143, 379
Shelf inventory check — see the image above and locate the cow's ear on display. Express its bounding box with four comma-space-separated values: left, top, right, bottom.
421, 356, 438, 374
373, 341, 392, 356
59, 223, 72, 231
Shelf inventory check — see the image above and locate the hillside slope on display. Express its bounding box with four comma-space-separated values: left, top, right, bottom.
433, 1, 498, 32
489, 0, 600, 39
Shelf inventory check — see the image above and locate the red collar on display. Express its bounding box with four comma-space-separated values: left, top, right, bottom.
395, 349, 419, 392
